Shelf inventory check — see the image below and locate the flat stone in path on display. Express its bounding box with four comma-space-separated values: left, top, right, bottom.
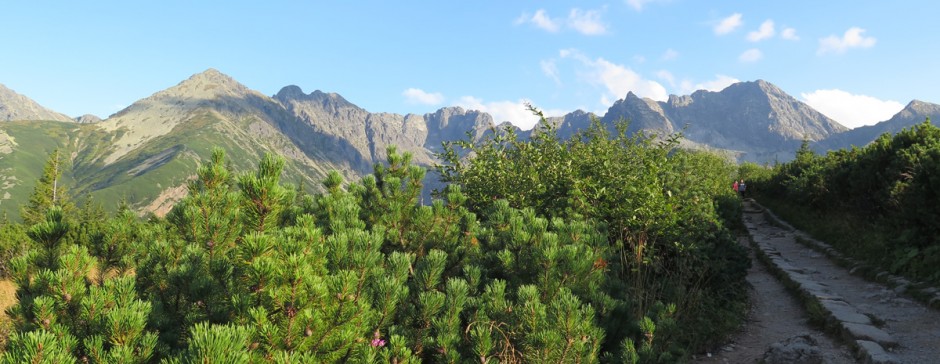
855, 340, 901, 364
842, 322, 898, 348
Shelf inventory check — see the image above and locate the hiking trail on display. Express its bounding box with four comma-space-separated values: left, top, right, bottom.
696, 199, 940, 363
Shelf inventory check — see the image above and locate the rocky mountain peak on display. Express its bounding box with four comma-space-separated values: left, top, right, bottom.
274, 85, 306, 100
0, 83, 73, 122
100, 69, 273, 164
901, 99, 940, 115
157, 68, 252, 100
74, 114, 102, 124
274, 86, 360, 112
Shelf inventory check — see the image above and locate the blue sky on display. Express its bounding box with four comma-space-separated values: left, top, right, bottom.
2, 1, 937, 129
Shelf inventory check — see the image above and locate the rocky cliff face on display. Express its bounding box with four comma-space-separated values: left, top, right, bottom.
0, 83, 73, 122
274, 86, 495, 172
423, 107, 492, 152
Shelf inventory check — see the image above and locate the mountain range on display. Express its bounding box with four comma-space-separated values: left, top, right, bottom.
1, 69, 938, 218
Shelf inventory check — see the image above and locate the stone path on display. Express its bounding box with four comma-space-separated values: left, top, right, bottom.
743, 200, 940, 363
694, 235, 854, 363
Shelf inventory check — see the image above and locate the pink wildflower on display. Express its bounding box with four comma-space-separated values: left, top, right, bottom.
371, 330, 386, 347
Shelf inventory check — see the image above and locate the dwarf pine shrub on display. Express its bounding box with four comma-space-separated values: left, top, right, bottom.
2, 124, 747, 362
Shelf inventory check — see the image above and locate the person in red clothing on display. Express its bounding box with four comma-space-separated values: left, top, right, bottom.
733, 180, 739, 194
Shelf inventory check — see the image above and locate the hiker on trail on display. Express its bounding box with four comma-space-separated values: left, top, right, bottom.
733, 180, 739, 193
738, 179, 746, 197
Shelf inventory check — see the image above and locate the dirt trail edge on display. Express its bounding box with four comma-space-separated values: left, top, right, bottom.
734, 199, 940, 363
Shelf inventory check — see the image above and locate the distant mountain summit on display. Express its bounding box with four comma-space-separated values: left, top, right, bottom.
816, 99, 940, 151
549, 79, 848, 162
0, 83, 73, 122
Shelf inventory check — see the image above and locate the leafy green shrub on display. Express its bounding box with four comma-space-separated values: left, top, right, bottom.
759, 120, 940, 284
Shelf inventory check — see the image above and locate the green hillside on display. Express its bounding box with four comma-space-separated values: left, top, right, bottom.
0, 111, 353, 220
0, 121, 87, 218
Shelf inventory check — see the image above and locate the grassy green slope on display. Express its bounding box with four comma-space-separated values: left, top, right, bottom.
74, 110, 348, 214
0, 120, 91, 219
0, 110, 358, 219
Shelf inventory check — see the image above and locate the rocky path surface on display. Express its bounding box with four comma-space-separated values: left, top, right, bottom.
695, 235, 854, 363
698, 200, 940, 363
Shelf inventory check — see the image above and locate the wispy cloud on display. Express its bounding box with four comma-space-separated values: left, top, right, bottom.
515, 9, 561, 32
679, 74, 740, 94
801, 89, 902, 128
747, 20, 775, 42
739, 48, 763, 62
625, 0, 654, 11
818, 27, 876, 55
661, 48, 679, 61
567, 8, 607, 35
516, 8, 607, 35
656, 70, 675, 87
560, 48, 668, 105
714, 13, 743, 35
541, 59, 561, 84
781, 27, 799, 40
402, 88, 444, 105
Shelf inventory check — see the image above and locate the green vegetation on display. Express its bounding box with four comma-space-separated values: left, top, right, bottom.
0, 118, 747, 362
0, 114, 339, 221
749, 120, 940, 285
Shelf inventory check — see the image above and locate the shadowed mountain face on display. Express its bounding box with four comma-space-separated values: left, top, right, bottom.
0, 70, 936, 217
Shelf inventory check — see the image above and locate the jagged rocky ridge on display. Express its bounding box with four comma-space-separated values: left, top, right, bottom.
0, 69, 938, 216
542, 80, 849, 162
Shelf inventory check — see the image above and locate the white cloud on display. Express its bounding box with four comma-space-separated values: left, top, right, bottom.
541, 59, 561, 85
714, 13, 743, 35
455, 97, 564, 130
818, 27, 876, 55
560, 49, 669, 104
516, 8, 607, 35
516, 9, 561, 32
678, 74, 740, 94
567, 8, 607, 35
747, 20, 775, 42
402, 88, 444, 105
661, 48, 679, 61
739, 48, 763, 62
781, 27, 799, 40
801, 89, 904, 128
